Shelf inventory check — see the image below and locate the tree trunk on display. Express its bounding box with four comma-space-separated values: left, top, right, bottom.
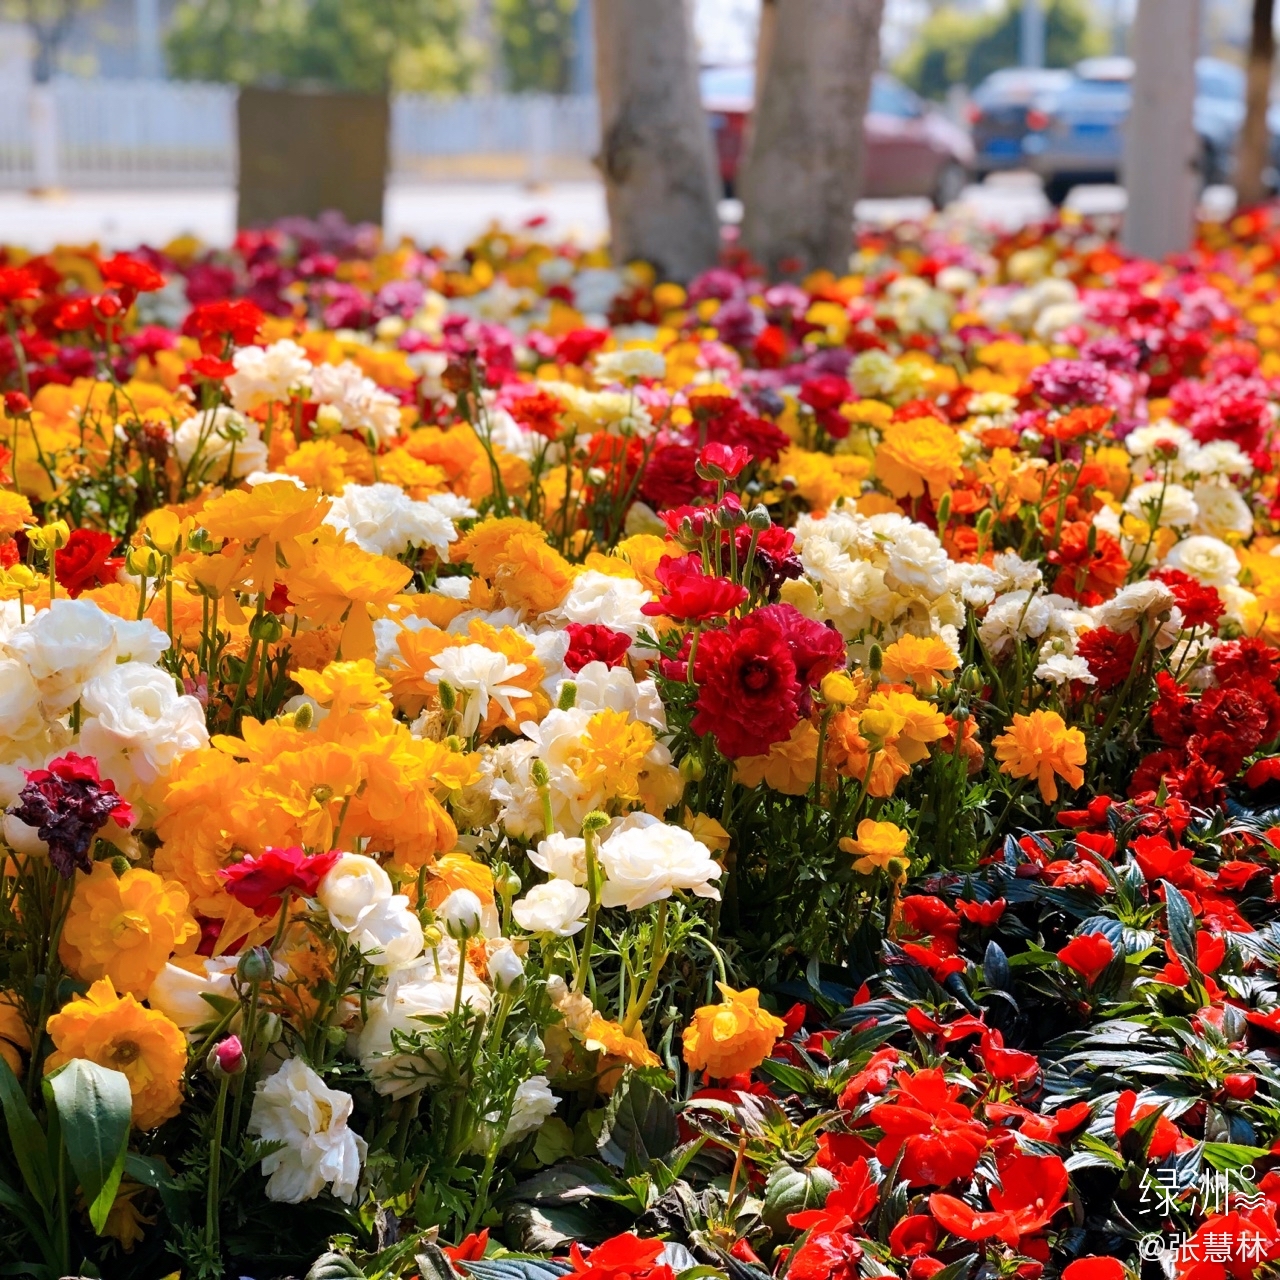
1237, 0, 1275, 209
592, 0, 721, 282
1121, 0, 1200, 260
740, 0, 884, 278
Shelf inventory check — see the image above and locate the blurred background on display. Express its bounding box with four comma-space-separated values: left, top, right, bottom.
0, 0, 1272, 249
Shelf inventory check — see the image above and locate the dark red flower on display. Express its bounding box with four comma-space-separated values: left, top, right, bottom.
1215, 636, 1280, 689
563, 623, 632, 673
641, 554, 747, 623
220, 846, 341, 918
54, 529, 123, 598
1151, 672, 1196, 747
690, 611, 801, 758
1154, 568, 1224, 630
1194, 686, 1271, 754
182, 299, 264, 354
1029, 358, 1109, 406
637, 443, 714, 512
1056, 933, 1114, 986
1075, 627, 1138, 691
9, 752, 133, 878
754, 603, 846, 693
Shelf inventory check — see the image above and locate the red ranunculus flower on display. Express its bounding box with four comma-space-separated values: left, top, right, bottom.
755, 603, 847, 693
563, 622, 632, 673
637, 443, 715, 512
220, 846, 341, 918
1056, 932, 1114, 986
690, 610, 800, 758
9, 752, 133, 878
641, 554, 747, 623
696, 441, 752, 479
1075, 627, 1138, 691
54, 529, 124, 597
1154, 567, 1225, 630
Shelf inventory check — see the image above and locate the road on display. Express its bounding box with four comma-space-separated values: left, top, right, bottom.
0, 174, 1237, 254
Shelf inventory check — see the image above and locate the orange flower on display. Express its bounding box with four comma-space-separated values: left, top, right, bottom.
875, 417, 963, 500
682, 983, 786, 1080
199, 481, 330, 596
880, 635, 960, 694
46, 979, 186, 1130
993, 710, 1087, 803
60, 863, 198, 999
0, 992, 30, 1078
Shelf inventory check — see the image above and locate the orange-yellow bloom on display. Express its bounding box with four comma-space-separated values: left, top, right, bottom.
46, 979, 186, 1130
880, 635, 960, 694
993, 709, 1087, 803
682, 984, 786, 1080
840, 819, 910, 875
60, 863, 198, 998
875, 417, 963, 500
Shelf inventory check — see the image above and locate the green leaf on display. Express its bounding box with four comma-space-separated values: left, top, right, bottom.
1162, 881, 1202, 981
459, 1257, 574, 1280
44, 1058, 131, 1235
0, 1052, 54, 1214
1202, 1141, 1271, 1170
306, 1253, 367, 1280
597, 1073, 677, 1171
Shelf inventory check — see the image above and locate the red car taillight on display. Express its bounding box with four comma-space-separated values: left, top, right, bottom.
1025, 108, 1049, 132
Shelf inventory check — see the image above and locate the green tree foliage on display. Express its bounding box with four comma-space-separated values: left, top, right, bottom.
165, 0, 479, 93
493, 0, 579, 93
897, 0, 1103, 99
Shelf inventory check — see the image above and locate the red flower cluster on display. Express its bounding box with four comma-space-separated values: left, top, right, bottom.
220, 845, 341, 917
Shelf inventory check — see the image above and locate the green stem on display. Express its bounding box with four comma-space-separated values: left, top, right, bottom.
206, 1070, 231, 1258
622, 899, 669, 1037
574, 828, 602, 995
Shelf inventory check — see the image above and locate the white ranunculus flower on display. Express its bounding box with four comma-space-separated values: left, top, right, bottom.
107, 616, 170, 665
1124, 480, 1198, 530
553, 571, 652, 637
78, 662, 209, 795
350, 896, 424, 969
487, 943, 525, 994
1184, 439, 1253, 478
0, 655, 45, 740
310, 361, 403, 445
1125, 421, 1193, 461
502, 1075, 560, 1145
248, 1058, 367, 1204
225, 339, 312, 412
528, 833, 587, 885
357, 962, 493, 1097
147, 956, 239, 1032
513, 880, 590, 936
428, 644, 529, 737
567, 662, 667, 730
885, 526, 950, 598
1035, 653, 1096, 686
325, 482, 474, 560
597, 816, 722, 911
1192, 482, 1253, 541
1163, 535, 1241, 588
1088, 580, 1177, 633
594, 348, 666, 383
173, 406, 268, 480
5, 599, 119, 711
318, 853, 393, 933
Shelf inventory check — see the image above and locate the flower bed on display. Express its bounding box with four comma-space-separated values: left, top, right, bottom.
3, 208, 1280, 1279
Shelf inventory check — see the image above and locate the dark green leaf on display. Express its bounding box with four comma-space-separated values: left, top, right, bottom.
598, 1073, 677, 1170
0, 1052, 53, 1214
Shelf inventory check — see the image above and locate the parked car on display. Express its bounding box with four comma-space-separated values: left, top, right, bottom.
968, 67, 1074, 179
700, 65, 974, 207
1021, 55, 1274, 205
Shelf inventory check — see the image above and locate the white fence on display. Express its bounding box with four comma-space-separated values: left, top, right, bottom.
0, 81, 600, 189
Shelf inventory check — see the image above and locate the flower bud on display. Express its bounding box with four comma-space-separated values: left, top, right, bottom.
3, 391, 32, 417
867, 643, 882, 673
439, 888, 483, 941
125, 545, 163, 578
746, 505, 773, 532
581, 810, 610, 834
1223, 1073, 1257, 1100
423, 923, 444, 951
976, 509, 993, 536
110, 855, 131, 877
679, 753, 705, 783
236, 945, 274, 985
292, 701, 315, 731
259, 1012, 282, 1044
488, 946, 526, 997
530, 758, 551, 788
249, 612, 283, 644
961, 665, 984, 694
325, 1024, 346, 1046
32, 520, 70, 553
716, 502, 747, 530
558, 681, 577, 711
935, 492, 951, 526
314, 403, 344, 436
821, 670, 859, 705
207, 1034, 246, 1077
497, 869, 522, 899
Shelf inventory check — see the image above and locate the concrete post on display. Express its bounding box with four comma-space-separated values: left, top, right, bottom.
1122, 0, 1201, 259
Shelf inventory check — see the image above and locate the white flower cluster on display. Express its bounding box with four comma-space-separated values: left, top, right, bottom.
310, 361, 404, 445
324, 483, 475, 560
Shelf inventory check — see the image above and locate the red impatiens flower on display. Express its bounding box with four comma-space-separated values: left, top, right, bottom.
787, 1158, 878, 1280
1056, 932, 1115, 986
1063, 1257, 1126, 1280
563, 622, 632, 673
566, 1233, 675, 1280
956, 897, 1007, 926
54, 529, 124, 597
867, 1068, 989, 1187
838, 1047, 900, 1107
220, 846, 342, 918
1114, 1089, 1188, 1160
1177, 1205, 1280, 1280
978, 1029, 1040, 1086
930, 1152, 1068, 1247
443, 1230, 489, 1262
1130, 834, 1196, 887
690, 610, 800, 758
640, 554, 747, 623
1075, 627, 1138, 691
8, 752, 133, 879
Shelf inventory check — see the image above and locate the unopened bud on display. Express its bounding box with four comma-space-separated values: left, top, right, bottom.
679, 754, 705, 783
497, 869, 521, 899
126, 545, 163, 578
976, 509, 993, 536
531, 758, 551, 788
207, 1034, 246, 1077
935, 492, 952, 526
867, 643, 882, 673
558, 681, 577, 711
746, 505, 773, 532
110, 855, 131, 877
423, 923, 444, 950
439, 888, 483, 941
581, 810, 610, 834
489, 946, 526, 997
250, 612, 282, 643
237, 945, 274, 985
